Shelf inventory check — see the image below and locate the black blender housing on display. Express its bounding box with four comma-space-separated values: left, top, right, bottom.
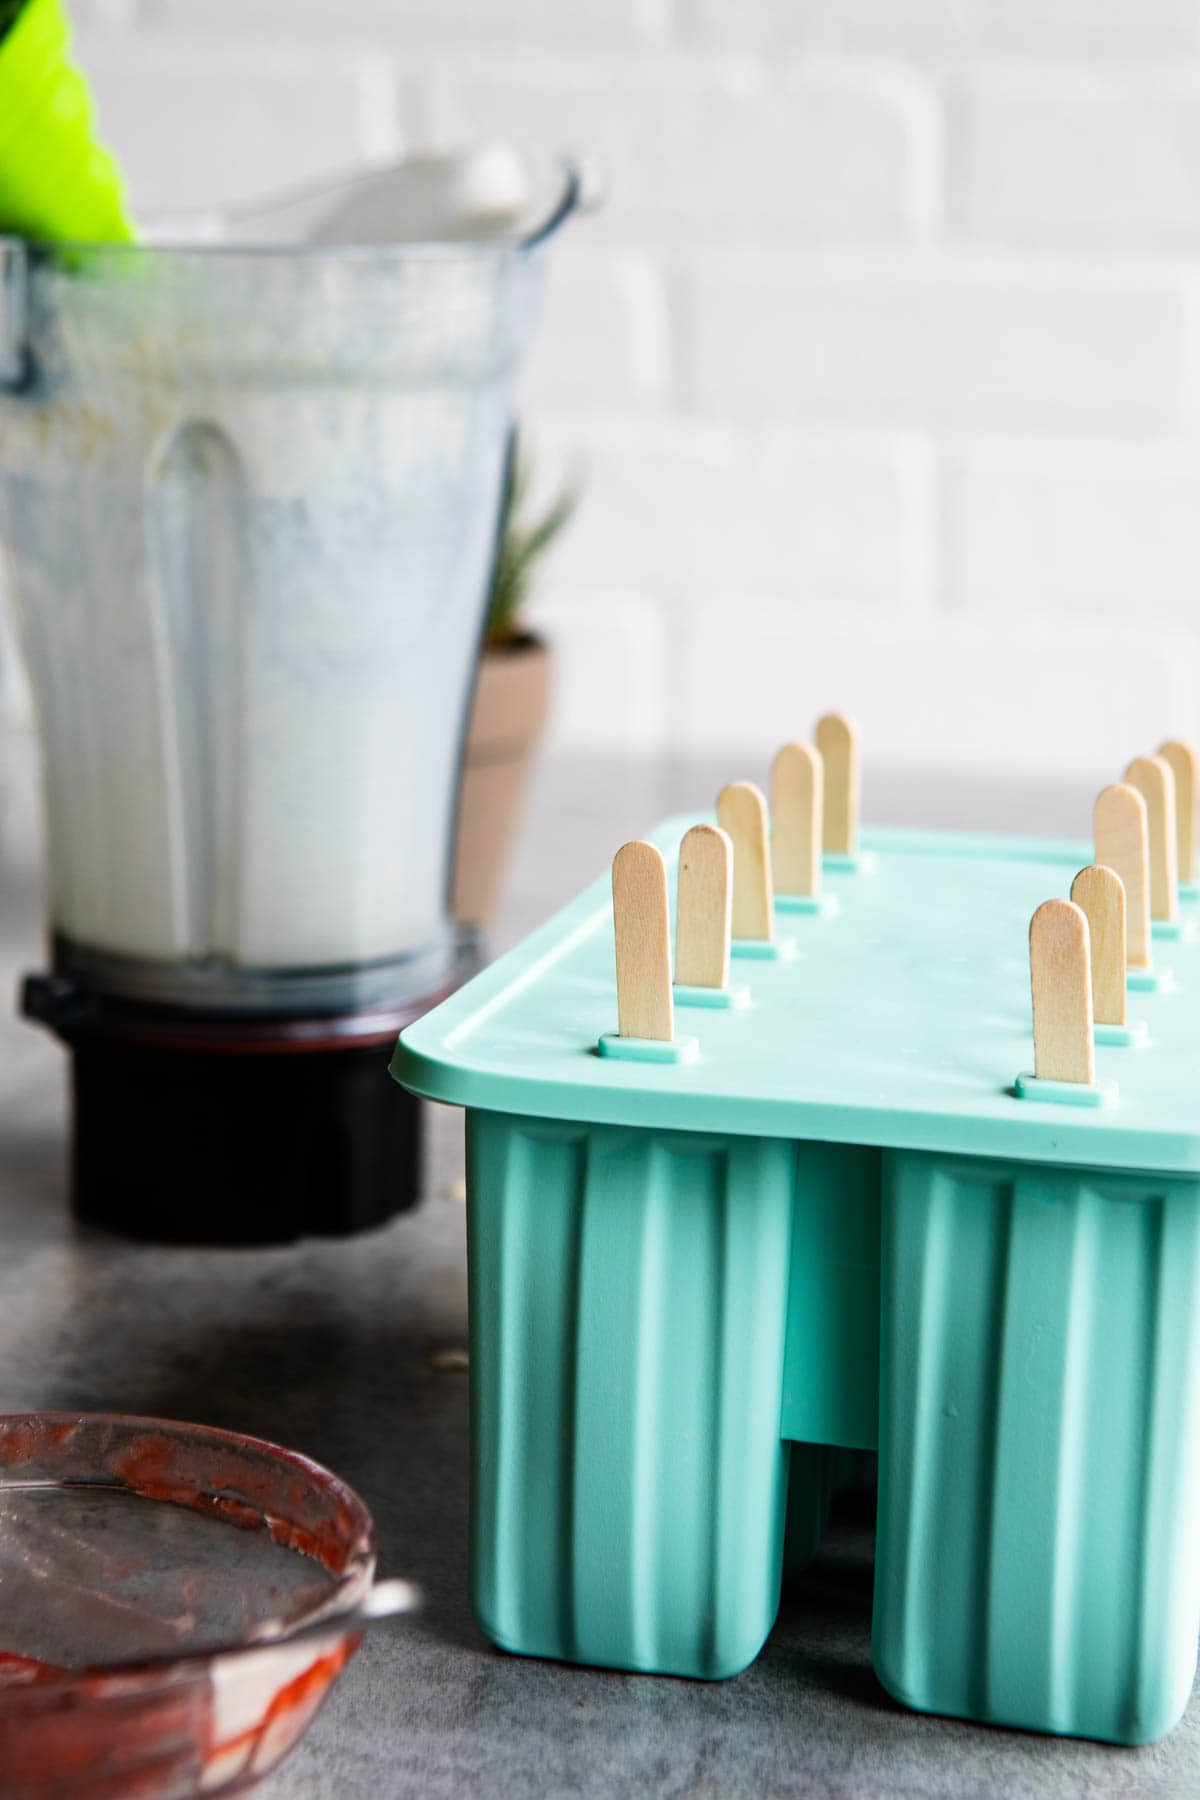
20, 972, 457, 1244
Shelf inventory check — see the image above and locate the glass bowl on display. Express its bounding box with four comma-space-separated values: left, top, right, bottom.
0, 1412, 376, 1797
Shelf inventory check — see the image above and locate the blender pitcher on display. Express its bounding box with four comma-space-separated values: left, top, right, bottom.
0, 148, 579, 1243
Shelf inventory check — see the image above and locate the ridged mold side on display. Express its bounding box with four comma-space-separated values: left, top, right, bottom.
467, 1111, 796, 1678
874, 1150, 1200, 1744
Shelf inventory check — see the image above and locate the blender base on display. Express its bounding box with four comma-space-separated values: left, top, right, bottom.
69, 1035, 421, 1245
23, 977, 445, 1245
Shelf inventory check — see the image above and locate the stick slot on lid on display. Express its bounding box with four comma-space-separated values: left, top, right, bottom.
675, 823, 732, 991
1094, 783, 1151, 972
1158, 738, 1198, 889
1124, 754, 1178, 924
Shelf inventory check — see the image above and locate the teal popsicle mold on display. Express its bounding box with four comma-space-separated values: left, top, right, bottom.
392, 820, 1200, 1744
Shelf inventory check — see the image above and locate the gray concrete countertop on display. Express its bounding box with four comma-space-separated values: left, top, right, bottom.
0, 735, 1197, 1798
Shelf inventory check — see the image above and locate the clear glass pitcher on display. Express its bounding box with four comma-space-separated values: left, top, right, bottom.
0, 152, 577, 1017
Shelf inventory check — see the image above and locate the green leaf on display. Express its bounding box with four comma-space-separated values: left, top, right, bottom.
485, 436, 580, 646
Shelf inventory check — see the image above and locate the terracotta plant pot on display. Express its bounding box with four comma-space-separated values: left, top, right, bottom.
452, 632, 551, 928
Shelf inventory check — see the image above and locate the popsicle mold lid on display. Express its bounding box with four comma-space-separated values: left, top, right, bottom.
392, 816, 1200, 1175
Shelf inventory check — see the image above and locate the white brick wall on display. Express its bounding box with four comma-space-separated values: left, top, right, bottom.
18, 0, 1200, 782
687, 252, 1185, 431
671, 613, 1199, 780
945, 442, 1200, 625
528, 421, 932, 613
426, 55, 941, 245
957, 71, 1200, 250
519, 251, 672, 412
680, 1, 1200, 60
78, 36, 389, 212
145, 0, 653, 53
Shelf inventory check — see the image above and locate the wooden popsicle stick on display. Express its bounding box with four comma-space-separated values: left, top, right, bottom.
1158, 739, 1198, 885
1070, 864, 1126, 1027
675, 823, 733, 989
1029, 898, 1094, 1085
612, 840, 674, 1041
716, 781, 774, 942
814, 713, 859, 856
771, 743, 823, 898
1094, 783, 1151, 970
1123, 754, 1178, 923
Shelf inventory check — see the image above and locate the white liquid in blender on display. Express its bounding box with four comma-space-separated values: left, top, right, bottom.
5, 375, 506, 977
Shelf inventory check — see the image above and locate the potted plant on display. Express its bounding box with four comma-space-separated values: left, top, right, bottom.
452, 442, 577, 928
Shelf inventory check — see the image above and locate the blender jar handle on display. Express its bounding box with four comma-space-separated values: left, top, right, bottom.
0, 237, 28, 388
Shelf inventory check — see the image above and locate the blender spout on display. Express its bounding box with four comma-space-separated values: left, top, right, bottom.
517, 157, 587, 251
